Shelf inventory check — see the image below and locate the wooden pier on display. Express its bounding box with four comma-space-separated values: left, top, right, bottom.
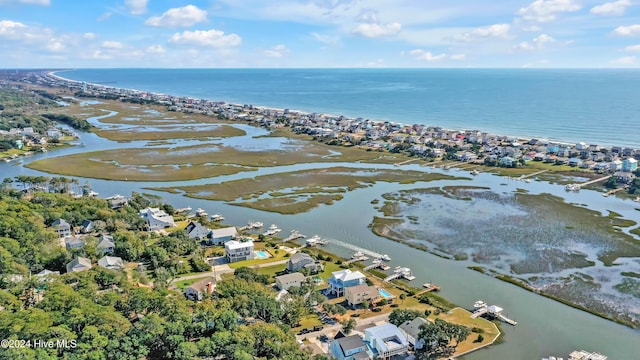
415, 283, 441, 295
343, 256, 369, 265
470, 301, 517, 326
521, 169, 548, 179
363, 260, 391, 271
394, 158, 420, 167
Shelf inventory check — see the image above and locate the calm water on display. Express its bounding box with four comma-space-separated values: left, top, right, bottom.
3, 72, 640, 359
59, 68, 640, 148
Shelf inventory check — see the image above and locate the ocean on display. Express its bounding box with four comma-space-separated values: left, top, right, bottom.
59, 68, 640, 148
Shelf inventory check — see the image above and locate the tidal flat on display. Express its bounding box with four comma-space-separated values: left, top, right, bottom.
151, 167, 461, 214
371, 186, 640, 328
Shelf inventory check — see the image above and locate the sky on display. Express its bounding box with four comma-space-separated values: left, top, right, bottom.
1, 0, 640, 68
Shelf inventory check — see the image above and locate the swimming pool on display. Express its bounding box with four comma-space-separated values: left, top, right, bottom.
255, 250, 270, 259
378, 288, 393, 299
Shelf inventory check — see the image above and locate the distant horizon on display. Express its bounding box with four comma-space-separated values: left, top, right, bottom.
5, 67, 640, 71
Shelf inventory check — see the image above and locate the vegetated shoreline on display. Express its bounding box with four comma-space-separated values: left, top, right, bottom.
372, 215, 640, 330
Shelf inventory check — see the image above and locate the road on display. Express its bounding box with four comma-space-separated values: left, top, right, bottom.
170, 259, 290, 283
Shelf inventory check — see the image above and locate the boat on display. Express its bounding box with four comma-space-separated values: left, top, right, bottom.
195, 208, 208, 217
268, 224, 280, 231
379, 254, 391, 261
210, 214, 224, 221
87, 190, 99, 197
351, 251, 365, 259
247, 221, 263, 228
565, 184, 581, 192
633, 197, 640, 203
174, 206, 192, 214
470, 169, 480, 175
524, 178, 532, 183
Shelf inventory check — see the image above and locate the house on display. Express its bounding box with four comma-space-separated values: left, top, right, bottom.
328, 269, 367, 297
98, 256, 124, 270
96, 234, 115, 254
622, 158, 638, 172
345, 284, 379, 307
364, 323, 410, 359
185, 276, 215, 301
51, 218, 71, 238
569, 158, 582, 167
286, 252, 324, 273
79, 220, 95, 234
275, 272, 306, 291
185, 221, 211, 240
399, 317, 429, 350
224, 240, 254, 263
35, 269, 60, 281
329, 335, 372, 360
64, 236, 86, 250
139, 207, 175, 230
209, 226, 237, 245
106, 195, 128, 210
66, 256, 92, 273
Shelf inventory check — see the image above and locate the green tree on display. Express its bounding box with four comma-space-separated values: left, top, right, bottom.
415, 318, 470, 360
341, 318, 356, 335
388, 308, 423, 326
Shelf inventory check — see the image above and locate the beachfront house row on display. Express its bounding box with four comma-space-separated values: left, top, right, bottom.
399, 317, 429, 350
345, 284, 380, 307
275, 272, 306, 291
329, 335, 372, 360
51, 218, 71, 238
224, 240, 254, 263
328, 269, 367, 297
139, 207, 175, 231
364, 323, 410, 359
286, 252, 324, 273
66, 256, 92, 273
185, 277, 216, 301
98, 255, 124, 270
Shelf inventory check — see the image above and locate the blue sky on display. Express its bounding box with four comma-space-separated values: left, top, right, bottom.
1, 0, 640, 68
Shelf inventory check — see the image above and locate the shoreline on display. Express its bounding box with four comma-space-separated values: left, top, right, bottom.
48, 69, 637, 150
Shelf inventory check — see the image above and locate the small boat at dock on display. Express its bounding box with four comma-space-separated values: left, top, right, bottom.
210, 214, 225, 222
195, 208, 208, 217
351, 251, 364, 259
379, 254, 391, 261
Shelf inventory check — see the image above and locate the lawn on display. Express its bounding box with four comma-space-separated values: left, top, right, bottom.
255, 263, 287, 281
292, 315, 323, 331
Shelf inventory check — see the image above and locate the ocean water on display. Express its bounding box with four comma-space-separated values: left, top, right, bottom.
59, 68, 640, 148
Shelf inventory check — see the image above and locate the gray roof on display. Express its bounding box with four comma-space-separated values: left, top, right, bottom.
275, 272, 306, 283
399, 317, 429, 340
52, 218, 70, 229
98, 256, 124, 269
66, 257, 92, 273
185, 221, 211, 239
336, 335, 366, 353
211, 226, 237, 239
289, 252, 313, 265
97, 235, 115, 249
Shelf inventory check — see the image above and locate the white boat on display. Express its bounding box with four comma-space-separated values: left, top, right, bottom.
473, 300, 487, 309
633, 197, 640, 203
470, 169, 480, 175
379, 254, 391, 261
565, 184, 580, 192
210, 214, 224, 221
247, 221, 263, 228
87, 190, 99, 197
352, 251, 365, 259
175, 206, 192, 214
268, 224, 280, 231
195, 208, 208, 217
524, 178, 532, 183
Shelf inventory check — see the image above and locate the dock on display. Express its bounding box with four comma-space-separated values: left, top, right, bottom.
394, 158, 419, 167
344, 256, 369, 265
521, 169, 548, 179
470, 301, 517, 326
363, 259, 391, 271
566, 175, 612, 191
283, 230, 305, 242
415, 283, 441, 295
383, 266, 416, 282
602, 185, 628, 197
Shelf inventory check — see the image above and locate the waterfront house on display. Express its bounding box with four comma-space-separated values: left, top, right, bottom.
106, 195, 128, 210
328, 269, 367, 297
224, 240, 254, 263
80, 219, 95, 234
185, 277, 215, 301
345, 284, 380, 307
364, 323, 410, 359
399, 317, 428, 350
98, 255, 124, 270
209, 226, 237, 245
51, 218, 71, 238
64, 235, 86, 250
66, 256, 92, 273
275, 272, 306, 291
622, 158, 638, 172
330, 335, 372, 360
139, 207, 175, 230
96, 234, 115, 254
286, 252, 324, 273
185, 221, 211, 241
610, 159, 623, 172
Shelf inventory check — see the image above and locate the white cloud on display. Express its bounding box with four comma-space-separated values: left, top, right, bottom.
101, 40, 124, 49
455, 24, 511, 42
145, 5, 208, 28
613, 24, 640, 36
146, 44, 166, 54
590, 0, 631, 16
352, 22, 401, 38
125, 0, 148, 15
0, 20, 26, 38
409, 49, 448, 62
0, 0, 50, 5
83, 32, 96, 40
624, 44, 640, 52
610, 55, 637, 65
518, 0, 581, 22
515, 33, 557, 51
263, 44, 290, 58
168, 29, 242, 48
450, 53, 466, 60
312, 32, 340, 44
46, 39, 64, 52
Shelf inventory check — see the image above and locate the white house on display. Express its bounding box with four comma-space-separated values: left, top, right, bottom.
98, 255, 124, 270
209, 226, 238, 245
224, 240, 254, 263
364, 323, 410, 359
139, 207, 175, 230
275, 272, 306, 291
328, 269, 367, 297
51, 218, 71, 238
